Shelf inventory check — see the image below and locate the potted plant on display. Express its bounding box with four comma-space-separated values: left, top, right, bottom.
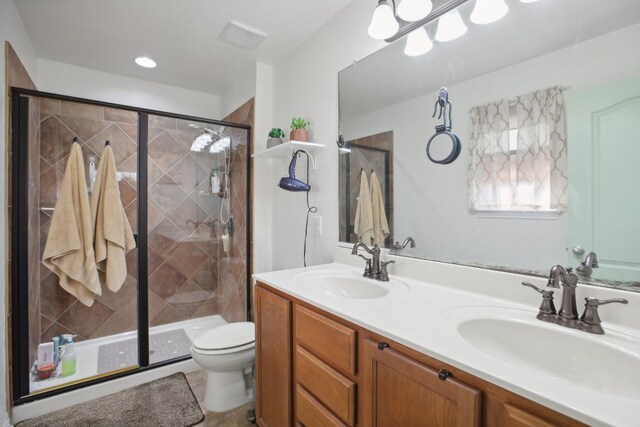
267, 128, 285, 148
290, 117, 310, 142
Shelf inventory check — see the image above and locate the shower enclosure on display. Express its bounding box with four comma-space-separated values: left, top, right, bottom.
9, 88, 251, 403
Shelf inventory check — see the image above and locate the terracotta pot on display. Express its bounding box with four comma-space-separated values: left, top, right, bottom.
290, 129, 309, 142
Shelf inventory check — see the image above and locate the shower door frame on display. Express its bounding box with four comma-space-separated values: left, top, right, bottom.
9, 87, 252, 405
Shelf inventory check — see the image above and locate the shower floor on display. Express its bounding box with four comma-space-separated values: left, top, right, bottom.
30, 315, 226, 394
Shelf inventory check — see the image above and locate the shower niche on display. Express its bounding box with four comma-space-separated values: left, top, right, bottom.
10, 89, 251, 403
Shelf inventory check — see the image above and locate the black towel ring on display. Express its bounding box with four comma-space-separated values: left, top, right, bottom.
426, 88, 461, 165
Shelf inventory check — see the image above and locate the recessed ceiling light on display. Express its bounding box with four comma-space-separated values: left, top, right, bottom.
135, 56, 157, 68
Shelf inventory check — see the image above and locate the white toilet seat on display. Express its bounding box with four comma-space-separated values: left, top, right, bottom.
192, 321, 255, 353
192, 341, 255, 355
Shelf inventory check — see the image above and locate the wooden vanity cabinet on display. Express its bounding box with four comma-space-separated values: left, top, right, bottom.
255, 285, 292, 427
255, 282, 584, 427
361, 338, 481, 426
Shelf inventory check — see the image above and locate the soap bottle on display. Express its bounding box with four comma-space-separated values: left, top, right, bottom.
61, 334, 77, 377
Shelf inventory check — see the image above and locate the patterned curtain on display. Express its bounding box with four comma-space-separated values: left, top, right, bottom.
467, 99, 511, 210
515, 87, 568, 211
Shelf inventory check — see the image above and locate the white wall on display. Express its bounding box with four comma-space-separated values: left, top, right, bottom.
340, 23, 640, 272
253, 63, 275, 274
0, 0, 38, 423
220, 66, 256, 119
37, 59, 221, 119
268, 0, 385, 270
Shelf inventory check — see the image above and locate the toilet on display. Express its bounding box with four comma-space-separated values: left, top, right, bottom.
190, 322, 256, 412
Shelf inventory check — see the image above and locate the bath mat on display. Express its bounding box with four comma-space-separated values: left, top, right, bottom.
17, 372, 204, 427
97, 328, 192, 373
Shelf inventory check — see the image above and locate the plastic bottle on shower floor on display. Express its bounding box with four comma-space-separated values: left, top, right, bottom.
61, 335, 77, 377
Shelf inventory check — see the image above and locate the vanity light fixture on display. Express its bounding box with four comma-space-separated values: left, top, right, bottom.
404, 27, 433, 56
397, 0, 433, 22
435, 9, 467, 41
134, 56, 156, 68
368, 0, 400, 40
470, 0, 508, 25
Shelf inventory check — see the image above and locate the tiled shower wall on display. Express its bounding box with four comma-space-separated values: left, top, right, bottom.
219, 98, 254, 323
38, 100, 142, 344
37, 101, 254, 346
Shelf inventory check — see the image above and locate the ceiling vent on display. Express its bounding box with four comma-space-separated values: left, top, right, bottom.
219, 21, 267, 49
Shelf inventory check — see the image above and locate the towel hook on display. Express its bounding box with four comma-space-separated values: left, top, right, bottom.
72, 137, 79, 144
105, 140, 111, 147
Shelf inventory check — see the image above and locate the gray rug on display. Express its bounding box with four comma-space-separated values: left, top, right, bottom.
17, 373, 204, 427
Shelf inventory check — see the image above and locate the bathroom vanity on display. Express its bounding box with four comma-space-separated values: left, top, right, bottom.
253, 248, 640, 427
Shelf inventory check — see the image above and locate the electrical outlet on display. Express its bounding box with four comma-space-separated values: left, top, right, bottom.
312, 215, 322, 235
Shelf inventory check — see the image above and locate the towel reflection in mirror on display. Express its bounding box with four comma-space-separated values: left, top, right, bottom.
354, 170, 389, 247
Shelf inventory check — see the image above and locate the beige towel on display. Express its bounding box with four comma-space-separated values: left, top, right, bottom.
370, 172, 390, 246
91, 145, 136, 293
43, 142, 101, 306
353, 170, 374, 245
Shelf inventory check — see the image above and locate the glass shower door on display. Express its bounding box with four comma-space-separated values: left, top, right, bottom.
145, 114, 242, 364
21, 95, 140, 394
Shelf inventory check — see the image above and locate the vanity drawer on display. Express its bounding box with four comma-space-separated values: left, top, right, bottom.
296, 385, 348, 427
295, 305, 357, 375
296, 346, 356, 426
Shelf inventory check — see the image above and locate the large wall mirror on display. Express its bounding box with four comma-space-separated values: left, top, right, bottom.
338, 0, 640, 291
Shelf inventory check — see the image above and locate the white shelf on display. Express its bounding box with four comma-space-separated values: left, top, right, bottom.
252, 141, 325, 158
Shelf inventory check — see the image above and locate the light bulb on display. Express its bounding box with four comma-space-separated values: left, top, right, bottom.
435, 9, 467, 42
397, 0, 433, 22
404, 27, 433, 56
219, 136, 231, 148
470, 0, 508, 24
368, 0, 399, 40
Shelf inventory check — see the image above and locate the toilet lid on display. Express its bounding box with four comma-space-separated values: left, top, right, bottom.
193, 322, 255, 350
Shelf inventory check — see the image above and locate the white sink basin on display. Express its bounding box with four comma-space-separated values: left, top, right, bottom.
443, 307, 640, 398
294, 270, 408, 299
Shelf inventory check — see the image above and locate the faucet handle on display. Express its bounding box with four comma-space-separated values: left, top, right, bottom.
522, 281, 554, 297
522, 282, 557, 322
579, 297, 628, 334
358, 254, 373, 278
378, 260, 395, 282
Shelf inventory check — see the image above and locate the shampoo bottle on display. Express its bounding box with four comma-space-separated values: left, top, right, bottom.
61, 334, 77, 377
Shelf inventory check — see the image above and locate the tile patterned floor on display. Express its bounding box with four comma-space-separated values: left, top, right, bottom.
186, 370, 255, 427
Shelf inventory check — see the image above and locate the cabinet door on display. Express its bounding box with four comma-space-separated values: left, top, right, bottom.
256, 285, 292, 427
361, 338, 481, 427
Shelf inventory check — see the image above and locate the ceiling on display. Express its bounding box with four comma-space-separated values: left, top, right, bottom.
14, 0, 352, 95
339, 0, 640, 120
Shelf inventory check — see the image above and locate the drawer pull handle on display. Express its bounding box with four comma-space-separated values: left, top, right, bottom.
377, 342, 389, 350
438, 369, 451, 380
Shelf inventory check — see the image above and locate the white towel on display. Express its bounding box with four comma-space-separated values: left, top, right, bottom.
91, 145, 136, 293
353, 170, 374, 245
43, 142, 101, 306
370, 171, 390, 246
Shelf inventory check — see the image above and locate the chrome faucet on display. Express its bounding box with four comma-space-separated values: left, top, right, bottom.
546, 265, 579, 327
523, 264, 628, 334
393, 237, 416, 250
576, 251, 599, 278
351, 242, 382, 279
